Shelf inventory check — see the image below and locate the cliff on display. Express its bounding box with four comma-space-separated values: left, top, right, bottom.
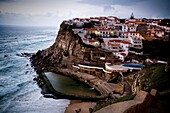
31, 21, 170, 73
31, 22, 87, 72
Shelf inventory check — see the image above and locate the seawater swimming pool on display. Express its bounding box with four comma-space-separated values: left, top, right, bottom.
123, 63, 145, 68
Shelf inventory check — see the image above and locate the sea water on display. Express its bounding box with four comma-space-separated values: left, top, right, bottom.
0, 25, 69, 113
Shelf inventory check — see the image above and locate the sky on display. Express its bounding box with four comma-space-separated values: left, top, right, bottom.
0, 0, 170, 26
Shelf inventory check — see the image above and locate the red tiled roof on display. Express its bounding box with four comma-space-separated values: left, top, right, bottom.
83, 38, 88, 41
106, 57, 114, 61
83, 38, 99, 43
155, 30, 164, 32
128, 25, 136, 28
120, 53, 126, 56
109, 40, 122, 43
89, 39, 98, 43
85, 28, 97, 31
109, 24, 115, 26
102, 43, 106, 46
124, 31, 139, 34
152, 21, 158, 23
99, 29, 111, 31
123, 32, 129, 34
121, 40, 131, 44
135, 21, 145, 24
109, 40, 131, 44
109, 43, 120, 47
126, 21, 136, 24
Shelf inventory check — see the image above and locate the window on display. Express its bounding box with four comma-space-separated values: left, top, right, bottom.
112, 47, 118, 49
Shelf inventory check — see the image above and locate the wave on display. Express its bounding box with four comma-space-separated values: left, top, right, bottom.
0, 26, 68, 113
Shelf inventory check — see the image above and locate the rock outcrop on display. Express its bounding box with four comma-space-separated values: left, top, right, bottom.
31, 22, 85, 72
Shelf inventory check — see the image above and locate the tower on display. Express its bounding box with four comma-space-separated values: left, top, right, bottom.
130, 12, 134, 19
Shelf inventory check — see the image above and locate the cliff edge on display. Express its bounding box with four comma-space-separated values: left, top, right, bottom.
31, 22, 88, 72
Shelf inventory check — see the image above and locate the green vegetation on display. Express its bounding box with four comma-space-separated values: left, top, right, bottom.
141, 64, 170, 91
83, 22, 94, 28
143, 40, 170, 58
60, 22, 73, 31
158, 19, 170, 27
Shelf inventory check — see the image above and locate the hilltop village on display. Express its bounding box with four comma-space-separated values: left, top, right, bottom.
57, 13, 169, 80
62, 13, 169, 61
31, 14, 170, 113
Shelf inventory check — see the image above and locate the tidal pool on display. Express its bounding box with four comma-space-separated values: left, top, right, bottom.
45, 72, 100, 97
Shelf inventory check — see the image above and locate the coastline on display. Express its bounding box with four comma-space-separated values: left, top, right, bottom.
30, 16, 170, 113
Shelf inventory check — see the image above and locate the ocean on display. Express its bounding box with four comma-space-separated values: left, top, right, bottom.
0, 25, 69, 113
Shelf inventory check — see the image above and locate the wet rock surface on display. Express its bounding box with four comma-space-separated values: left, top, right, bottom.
16, 52, 33, 57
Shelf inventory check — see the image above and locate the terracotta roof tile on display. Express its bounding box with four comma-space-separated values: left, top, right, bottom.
120, 53, 126, 56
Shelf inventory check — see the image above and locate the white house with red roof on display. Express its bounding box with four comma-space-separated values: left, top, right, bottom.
98, 28, 114, 37
128, 25, 137, 32
131, 36, 143, 49
155, 29, 164, 38
122, 31, 142, 38
82, 38, 100, 47
165, 27, 170, 33
101, 39, 132, 61
122, 24, 128, 32
109, 39, 131, 51
147, 27, 164, 38
84, 28, 98, 35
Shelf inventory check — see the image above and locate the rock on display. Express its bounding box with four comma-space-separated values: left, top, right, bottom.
150, 89, 157, 96
16, 52, 33, 57
4, 55, 8, 57
33, 77, 37, 81
25, 71, 29, 74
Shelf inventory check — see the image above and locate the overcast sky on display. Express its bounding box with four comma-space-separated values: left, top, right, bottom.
0, 0, 169, 26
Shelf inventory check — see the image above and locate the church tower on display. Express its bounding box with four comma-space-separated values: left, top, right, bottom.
130, 12, 134, 19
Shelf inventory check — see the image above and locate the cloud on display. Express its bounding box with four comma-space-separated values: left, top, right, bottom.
78, 0, 170, 18
104, 5, 115, 12
78, 0, 148, 6
0, 12, 62, 26
0, 0, 16, 2
0, 0, 169, 26
132, 0, 170, 18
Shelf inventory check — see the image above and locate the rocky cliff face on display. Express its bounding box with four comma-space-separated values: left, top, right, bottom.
31, 22, 91, 73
